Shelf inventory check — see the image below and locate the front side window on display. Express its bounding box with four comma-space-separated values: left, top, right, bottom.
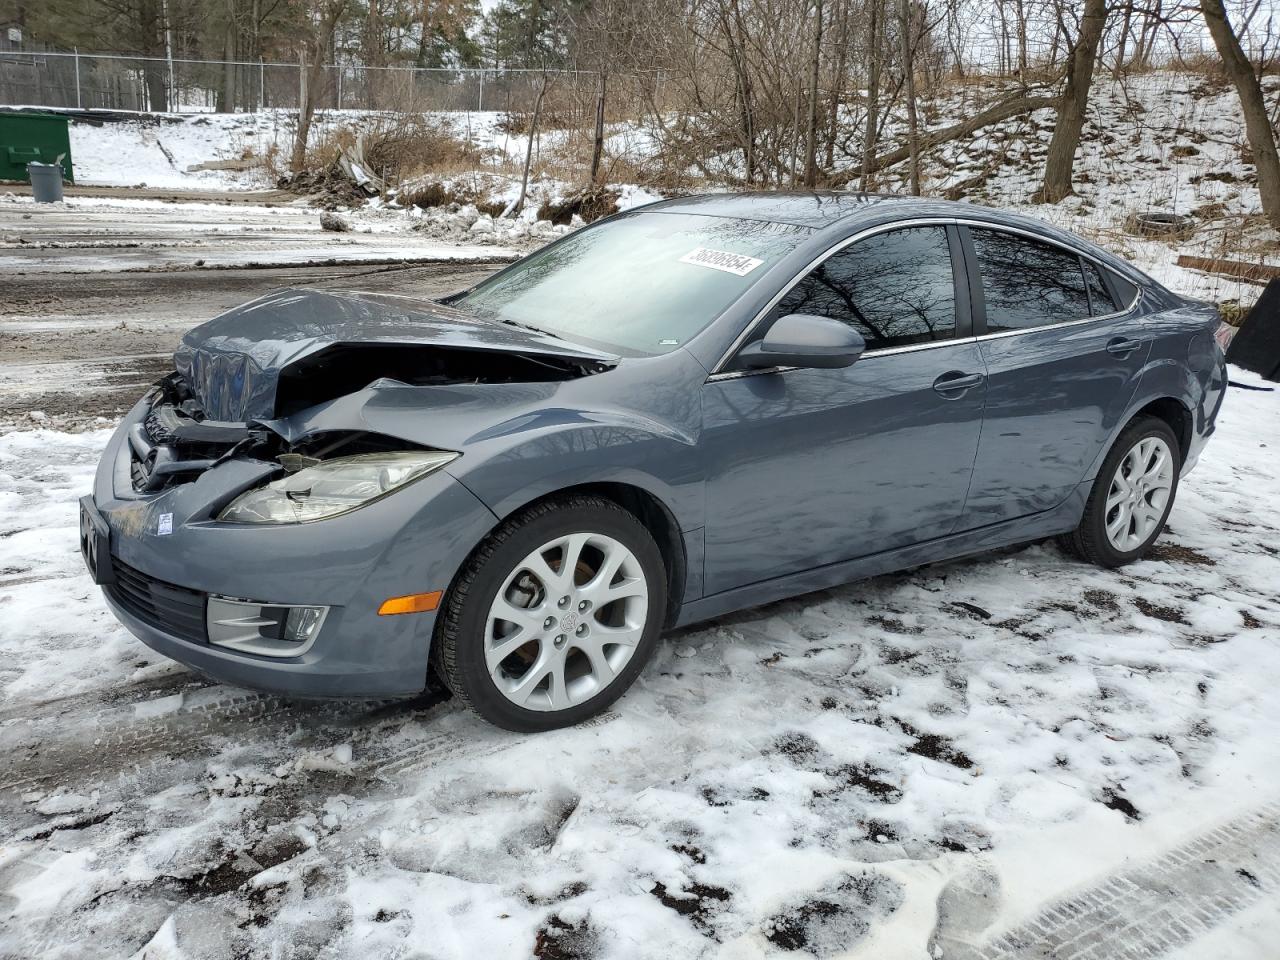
454, 212, 810, 356
971, 228, 1093, 331
770, 226, 958, 351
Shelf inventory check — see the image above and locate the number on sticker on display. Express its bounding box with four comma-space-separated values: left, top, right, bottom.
678, 247, 764, 277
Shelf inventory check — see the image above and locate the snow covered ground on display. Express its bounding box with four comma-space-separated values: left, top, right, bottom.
0, 369, 1277, 959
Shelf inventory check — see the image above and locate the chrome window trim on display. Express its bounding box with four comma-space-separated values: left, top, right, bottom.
960, 220, 1142, 335
708, 215, 1142, 378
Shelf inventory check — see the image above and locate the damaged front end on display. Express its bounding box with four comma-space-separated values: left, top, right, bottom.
129, 373, 258, 493
130, 287, 620, 496
128, 372, 453, 502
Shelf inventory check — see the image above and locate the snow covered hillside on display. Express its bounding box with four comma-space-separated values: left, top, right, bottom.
43, 68, 1276, 310
1, 369, 1277, 959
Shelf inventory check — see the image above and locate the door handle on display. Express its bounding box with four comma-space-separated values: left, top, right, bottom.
1106, 336, 1144, 358
933, 371, 985, 397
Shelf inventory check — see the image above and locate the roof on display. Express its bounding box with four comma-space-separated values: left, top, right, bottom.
640, 191, 936, 228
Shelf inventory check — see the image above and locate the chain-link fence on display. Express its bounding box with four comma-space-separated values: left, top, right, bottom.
0, 50, 607, 115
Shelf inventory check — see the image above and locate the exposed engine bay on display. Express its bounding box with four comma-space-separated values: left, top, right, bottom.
131, 373, 438, 493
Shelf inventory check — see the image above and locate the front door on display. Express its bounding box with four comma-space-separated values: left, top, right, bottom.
700, 225, 988, 597
958, 226, 1151, 528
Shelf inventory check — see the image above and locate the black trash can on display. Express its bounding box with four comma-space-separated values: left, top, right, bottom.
28, 161, 65, 203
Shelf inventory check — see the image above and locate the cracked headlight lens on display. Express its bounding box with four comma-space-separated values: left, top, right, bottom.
218, 450, 458, 524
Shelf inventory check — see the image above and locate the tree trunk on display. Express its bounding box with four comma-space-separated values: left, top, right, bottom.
590, 69, 607, 184
803, 0, 824, 188
860, 0, 883, 191
218, 0, 236, 113
138, 1, 168, 112
834, 94, 1057, 185
291, 50, 312, 171
1014, 0, 1027, 75
824, 0, 848, 170
720, 0, 755, 184
1200, 0, 1280, 230
897, 0, 921, 194
513, 75, 548, 216
1039, 0, 1107, 202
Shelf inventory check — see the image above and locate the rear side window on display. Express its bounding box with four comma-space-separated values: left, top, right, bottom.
1108, 271, 1139, 309
773, 226, 957, 350
1083, 261, 1117, 315
971, 228, 1092, 331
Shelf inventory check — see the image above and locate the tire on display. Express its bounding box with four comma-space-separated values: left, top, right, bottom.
1059, 416, 1181, 567
433, 495, 667, 732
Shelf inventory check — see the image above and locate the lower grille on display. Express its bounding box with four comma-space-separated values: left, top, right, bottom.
106, 559, 208, 644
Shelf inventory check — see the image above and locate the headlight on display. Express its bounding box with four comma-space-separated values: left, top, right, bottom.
218, 450, 458, 524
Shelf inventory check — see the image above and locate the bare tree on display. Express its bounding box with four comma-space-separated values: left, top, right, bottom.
861, 0, 886, 190
803, 0, 824, 187
1199, 0, 1280, 230
898, 0, 922, 194
512, 72, 550, 216
1039, 0, 1108, 202
290, 0, 349, 172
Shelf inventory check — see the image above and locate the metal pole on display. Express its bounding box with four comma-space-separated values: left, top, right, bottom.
336, 64, 342, 110
74, 47, 82, 109
259, 58, 265, 111
478, 70, 484, 112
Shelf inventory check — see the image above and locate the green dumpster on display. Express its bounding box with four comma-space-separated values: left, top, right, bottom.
0, 112, 74, 184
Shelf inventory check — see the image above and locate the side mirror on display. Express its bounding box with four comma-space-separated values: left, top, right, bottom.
737, 313, 866, 370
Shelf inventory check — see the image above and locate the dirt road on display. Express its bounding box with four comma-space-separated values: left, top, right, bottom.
0, 260, 510, 427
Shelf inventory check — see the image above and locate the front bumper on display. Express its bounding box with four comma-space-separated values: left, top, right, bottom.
87, 397, 499, 697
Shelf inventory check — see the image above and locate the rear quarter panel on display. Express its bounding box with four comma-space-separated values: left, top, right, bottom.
1089, 300, 1226, 479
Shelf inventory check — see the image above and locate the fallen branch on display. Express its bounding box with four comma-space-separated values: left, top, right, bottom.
1176, 255, 1280, 286
830, 93, 1057, 186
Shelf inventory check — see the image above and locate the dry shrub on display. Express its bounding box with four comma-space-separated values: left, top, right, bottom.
537, 186, 620, 224
361, 114, 485, 184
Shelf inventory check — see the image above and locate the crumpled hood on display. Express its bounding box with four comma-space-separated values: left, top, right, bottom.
174, 287, 618, 421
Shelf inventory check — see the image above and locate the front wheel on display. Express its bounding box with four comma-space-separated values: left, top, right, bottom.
1059, 416, 1181, 567
434, 495, 667, 732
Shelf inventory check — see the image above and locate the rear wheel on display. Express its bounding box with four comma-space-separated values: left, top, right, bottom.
1060, 416, 1180, 567
434, 496, 666, 731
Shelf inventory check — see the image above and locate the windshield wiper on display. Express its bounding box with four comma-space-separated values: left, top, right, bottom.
498, 317, 547, 335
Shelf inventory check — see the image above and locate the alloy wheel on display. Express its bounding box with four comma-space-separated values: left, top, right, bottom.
485, 532, 650, 712
1104, 435, 1175, 552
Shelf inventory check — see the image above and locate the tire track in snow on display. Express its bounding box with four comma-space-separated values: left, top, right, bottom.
933, 801, 1280, 959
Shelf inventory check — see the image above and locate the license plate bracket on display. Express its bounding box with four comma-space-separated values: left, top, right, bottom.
79, 495, 115, 586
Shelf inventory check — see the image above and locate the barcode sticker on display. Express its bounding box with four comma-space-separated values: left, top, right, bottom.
678, 247, 764, 277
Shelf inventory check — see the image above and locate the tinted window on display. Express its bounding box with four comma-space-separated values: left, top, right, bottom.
1108, 271, 1139, 309
1083, 261, 1117, 315
772, 226, 957, 350
971, 229, 1092, 331
456, 212, 810, 356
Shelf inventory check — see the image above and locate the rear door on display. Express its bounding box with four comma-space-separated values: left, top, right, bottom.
958, 225, 1149, 529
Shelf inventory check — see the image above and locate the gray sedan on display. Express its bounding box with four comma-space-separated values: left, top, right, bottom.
81, 193, 1226, 731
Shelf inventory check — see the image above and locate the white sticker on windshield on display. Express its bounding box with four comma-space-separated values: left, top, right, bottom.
679, 247, 764, 277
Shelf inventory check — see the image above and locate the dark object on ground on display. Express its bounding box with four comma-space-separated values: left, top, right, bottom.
1225, 278, 1280, 381
1228, 380, 1275, 391
319, 211, 350, 232
1132, 212, 1194, 236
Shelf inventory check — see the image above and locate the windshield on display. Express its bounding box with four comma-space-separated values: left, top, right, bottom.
454, 211, 811, 356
